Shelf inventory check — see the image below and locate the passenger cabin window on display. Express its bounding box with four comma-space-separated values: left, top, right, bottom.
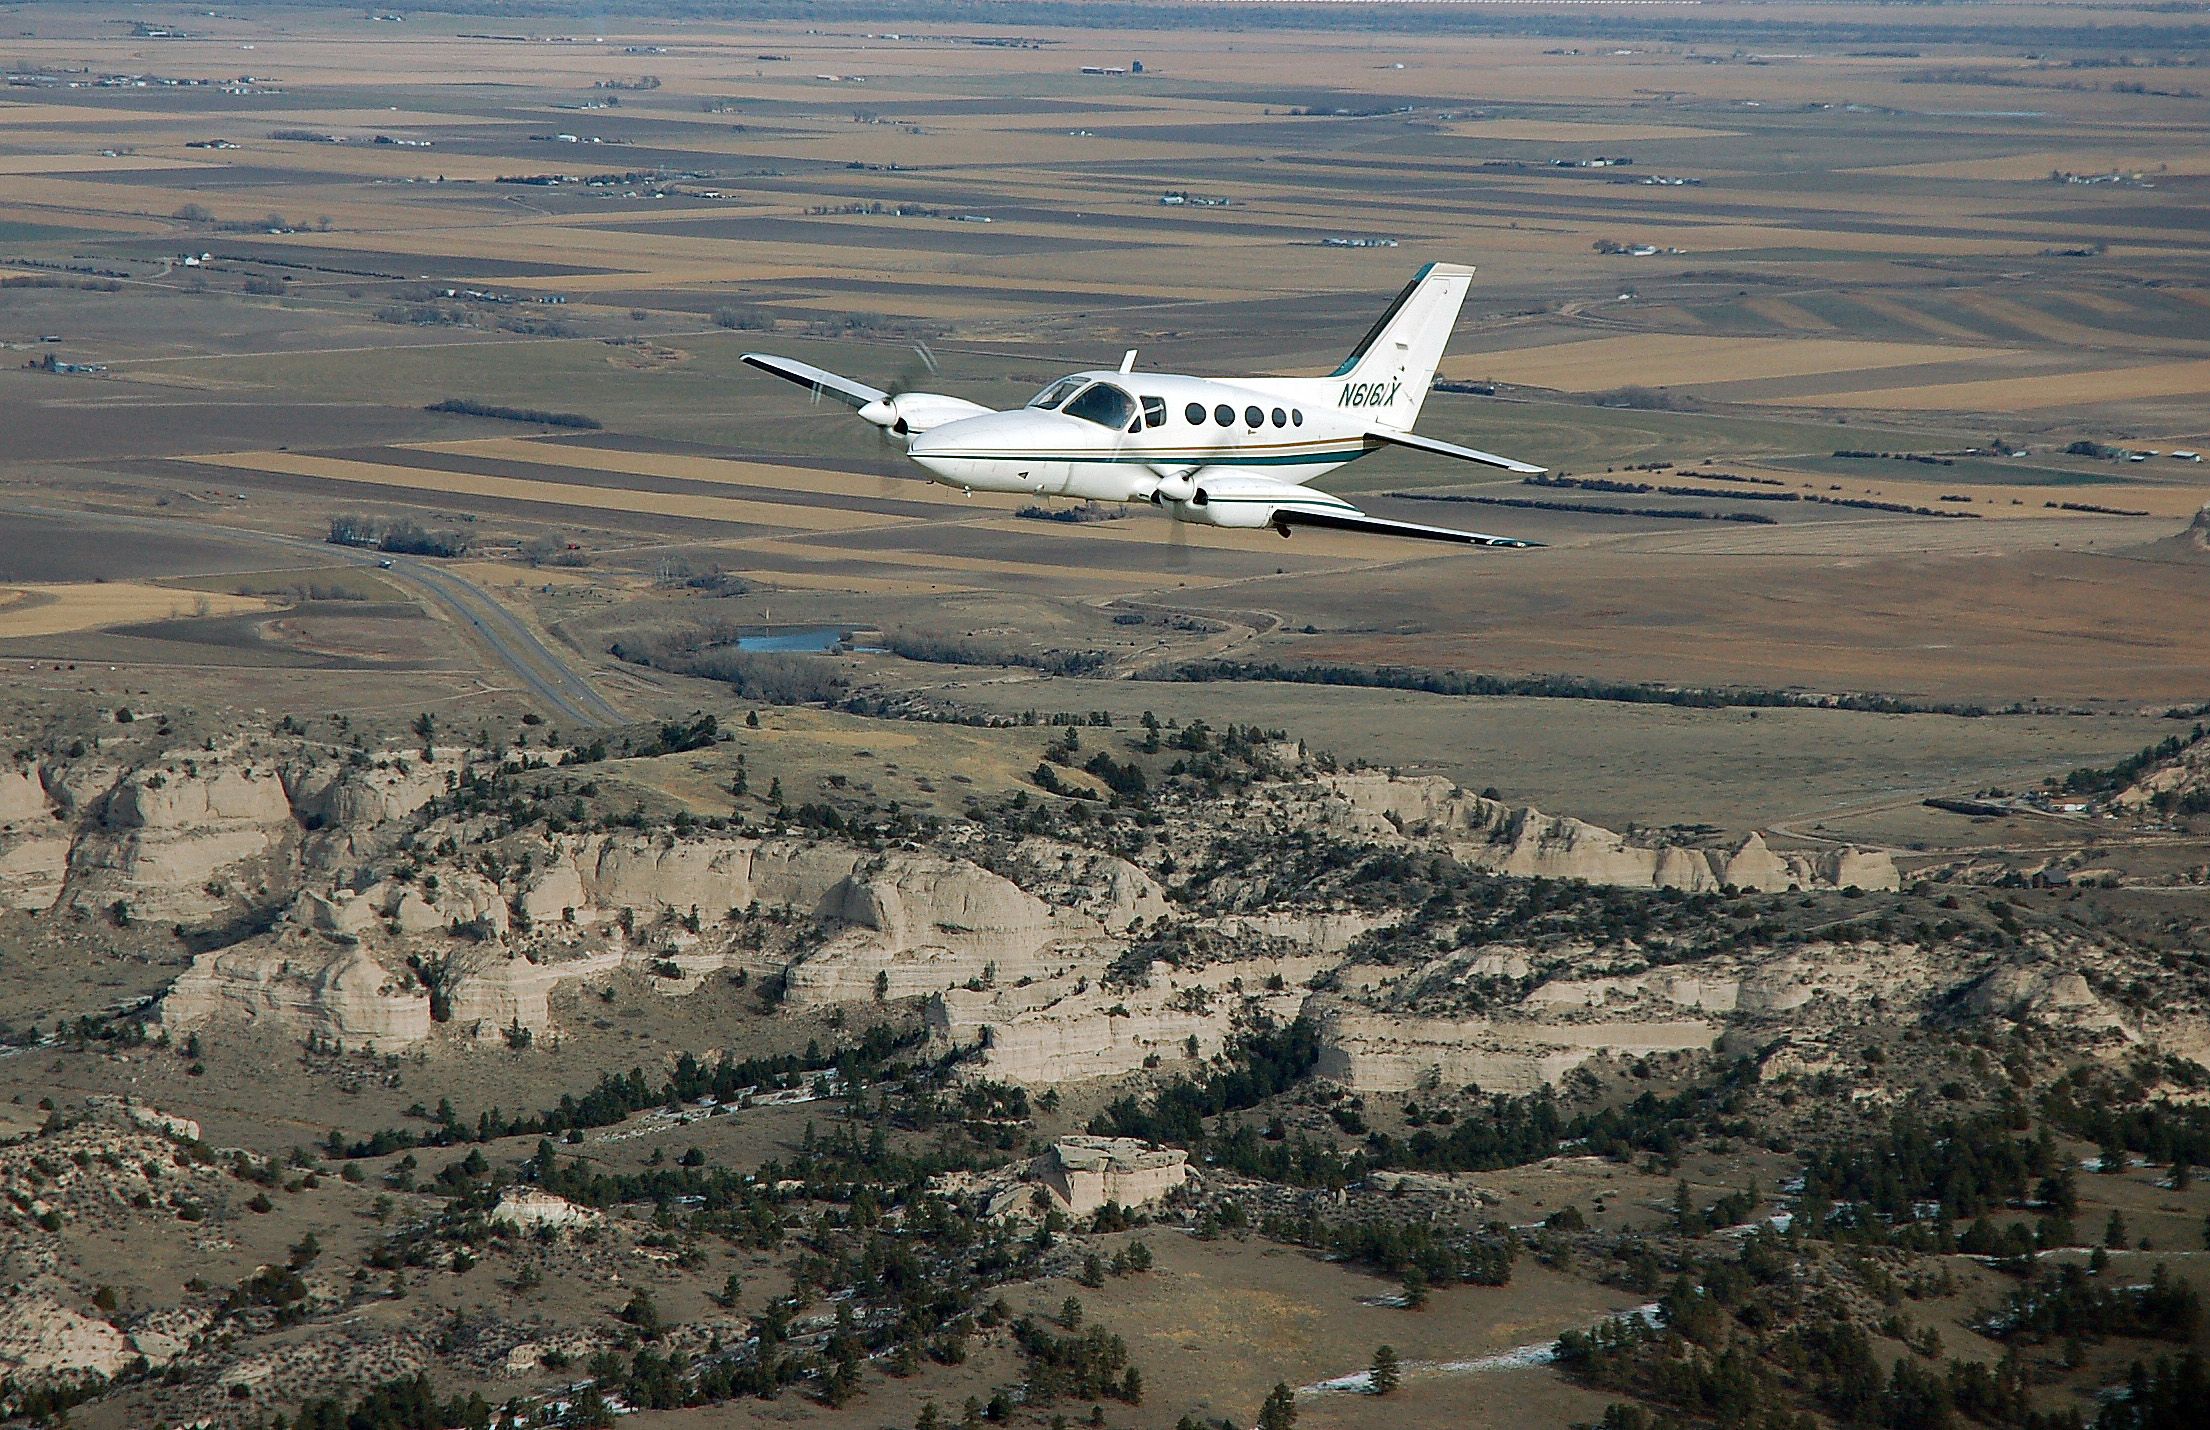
1244, 405, 1263, 428
1292, 409, 1304, 427
1027, 376, 1087, 411
1185, 402, 1206, 425
1061, 382, 1137, 431
1271, 408, 1287, 428
1213, 404, 1234, 426
1141, 396, 1168, 429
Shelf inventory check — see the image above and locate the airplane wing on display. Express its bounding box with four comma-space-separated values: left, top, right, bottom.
1183, 471, 1539, 548
1365, 427, 1547, 475
1274, 505, 1539, 547
740, 352, 887, 411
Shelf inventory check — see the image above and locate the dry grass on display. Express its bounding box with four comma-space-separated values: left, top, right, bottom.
413, 438, 1028, 512
1449, 335, 2017, 392
1440, 119, 1745, 142
188, 451, 922, 533
1772, 357, 2210, 412
0, 582, 272, 638
1851, 148, 2210, 181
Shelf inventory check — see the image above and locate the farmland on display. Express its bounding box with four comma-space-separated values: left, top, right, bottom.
3, 3, 2210, 1428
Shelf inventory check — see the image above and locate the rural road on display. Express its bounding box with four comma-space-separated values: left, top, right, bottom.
0, 499, 624, 730
368, 551, 623, 729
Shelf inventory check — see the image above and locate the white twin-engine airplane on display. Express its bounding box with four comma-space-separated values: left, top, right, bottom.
741, 262, 1548, 548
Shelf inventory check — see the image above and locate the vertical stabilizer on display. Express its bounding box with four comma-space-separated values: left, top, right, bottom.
1329, 262, 1472, 431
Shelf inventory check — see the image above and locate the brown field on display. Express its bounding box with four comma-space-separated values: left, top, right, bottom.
1784, 357, 2210, 412
1449, 334, 2026, 393
5, 6, 2210, 1428
194, 449, 927, 533
0, 581, 273, 638
2, 0, 2204, 752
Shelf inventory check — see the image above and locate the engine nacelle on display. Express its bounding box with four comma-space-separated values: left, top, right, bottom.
855, 391, 992, 438
1168, 472, 1310, 530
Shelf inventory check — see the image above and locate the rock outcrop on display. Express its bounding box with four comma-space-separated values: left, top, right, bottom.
68, 759, 301, 919
1963, 964, 2131, 1038
1032, 1137, 1188, 1217
925, 954, 1327, 1085
787, 852, 1097, 1006
941, 1137, 1190, 1220
48, 732, 2156, 1102
0, 1291, 136, 1383
1313, 1005, 1719, 1094
0, 763, 68, 912
1295, 773, 1898, 893
489, 1189, 600, 1232
161, 943, 433, 1047
159, 833, 1115, 1047
0, 739, 478, 920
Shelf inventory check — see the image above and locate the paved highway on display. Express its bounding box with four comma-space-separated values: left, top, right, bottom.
1, 501, 623, 730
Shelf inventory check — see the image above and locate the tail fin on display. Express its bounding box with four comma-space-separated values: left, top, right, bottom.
1329, 262, 1472, 431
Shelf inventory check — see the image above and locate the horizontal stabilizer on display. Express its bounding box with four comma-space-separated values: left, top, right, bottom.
741, 352, 887, 411
1276, 506, 1540, 548
1366, 427, 1546, 475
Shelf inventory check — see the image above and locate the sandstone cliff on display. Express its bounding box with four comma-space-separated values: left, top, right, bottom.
1293, 772, 1898, 893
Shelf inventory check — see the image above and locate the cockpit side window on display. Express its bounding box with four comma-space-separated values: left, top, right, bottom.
1026, 376, 1087, 411
1141, 396, 1167, 429
1061, 382, 1138, 431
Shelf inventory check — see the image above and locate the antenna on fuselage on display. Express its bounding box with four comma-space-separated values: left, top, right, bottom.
1119, 349, 1137, 374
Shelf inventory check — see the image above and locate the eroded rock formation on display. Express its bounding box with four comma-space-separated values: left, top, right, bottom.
1299, 773, 1899, 893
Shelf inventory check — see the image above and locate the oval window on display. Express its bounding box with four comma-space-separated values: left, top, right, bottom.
1185, 402, 1205, 425
1244, 405, 1263, 428
1271, 407, 1287, 428
1213, 404, 1234, 426
1291, 410, 1303, 427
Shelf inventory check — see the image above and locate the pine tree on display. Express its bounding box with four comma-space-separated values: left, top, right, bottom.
1257, 1381, 1298, 1430
1370, 1344, 1400, 1396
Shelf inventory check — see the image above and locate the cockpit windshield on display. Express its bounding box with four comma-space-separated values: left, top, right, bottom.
1061, 382, 1138, 431
1026, 376, 1087, 411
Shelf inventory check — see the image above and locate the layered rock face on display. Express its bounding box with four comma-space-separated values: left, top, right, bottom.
162, 944, 432, 1047
40, 733, 2127, 1101
940, 1136, 1190, 1221
0, 764, 68, 912
926, 954, 1329, 1085
1310, 929, 2161, 1096
70, 758, 308, 920
158, 832, 1103, 1050
785, 852, 1090, 1006
517, 835, 862, 928
1297, 773, 1898, 893
982, 839, 1171, 932
3, 739, 471, 921
1312, 1006, 1719, 1094
1033, 1137, 1188, 1217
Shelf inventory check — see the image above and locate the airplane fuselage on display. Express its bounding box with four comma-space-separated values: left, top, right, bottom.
906, 371, 1379, 506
